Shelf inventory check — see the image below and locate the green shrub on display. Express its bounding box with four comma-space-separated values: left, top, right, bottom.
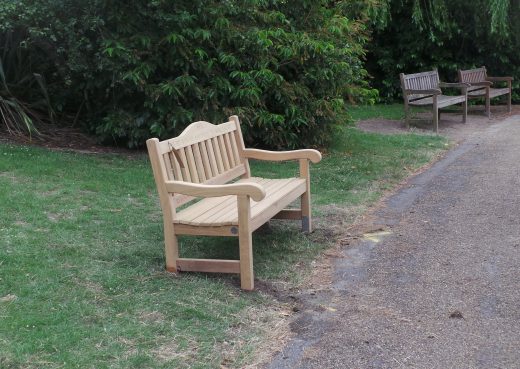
0, 0, 379, 149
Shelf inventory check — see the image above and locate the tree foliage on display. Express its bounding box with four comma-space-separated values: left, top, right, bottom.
0, 0, 378, 149
367, 0, 520, 101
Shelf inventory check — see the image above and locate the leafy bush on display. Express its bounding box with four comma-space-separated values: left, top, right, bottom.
0, 0, 379, 149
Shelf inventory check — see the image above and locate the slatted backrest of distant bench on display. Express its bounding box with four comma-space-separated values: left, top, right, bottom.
154, 117, 250, 207
400, 70, 440, 102
458, 67, 487, 92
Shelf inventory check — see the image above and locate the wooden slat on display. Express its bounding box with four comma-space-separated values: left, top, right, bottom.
174, 224, 238, 237
185, 145, 200, 183
177, 258, 240, 273
163, 152, 176, 180
192, 143, 206, 182
170, 151, 183, 181
199, 141, 213, 179
218, 134, 231, 171
212, 137, 225, 173
228, 131, 241, 166
205, 139, 219, 176
272, 209, 302, 220
179, 147, 192, 182
223, 133, 236, 168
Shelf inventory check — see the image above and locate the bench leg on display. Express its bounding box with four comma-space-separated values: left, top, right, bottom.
462, 99, 467, 123
403, 103, 410, 128
508, 91, 512, 114
433, 100, 439, 133
300, 159, 312, 233
238, 196, 254, 290
486, 88, 491, 118
164, 221, 179, 273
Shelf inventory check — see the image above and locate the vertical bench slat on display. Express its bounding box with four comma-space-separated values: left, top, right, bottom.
218, 135, 231, 171
192, 143, 206, 182
163, 152, 176, 180
228, 132, 241, 166
199, 141, 213, 179
179, 148, 192, 182
224, 133, 237, 168
205, 139, 219, 176
212, 137, 225, 173
171, 151, 184, 181
185, 146, 200, 183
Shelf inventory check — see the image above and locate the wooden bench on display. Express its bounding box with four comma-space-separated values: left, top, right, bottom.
146, 115, 321, 290
400, 70, 469, 133
458, 66, 513, 118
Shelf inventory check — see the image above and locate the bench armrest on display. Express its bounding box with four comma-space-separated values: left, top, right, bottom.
404, 88, 442, 95
465, 81, 492, 87
242, 148, 322, 163
165, 180, 266, 201
438, 82, 470, 88
486, 76, 513, 82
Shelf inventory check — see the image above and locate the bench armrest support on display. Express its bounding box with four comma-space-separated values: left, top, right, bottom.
404, 88, 442, 95
242, 148, 322, 163
165, 180, 266, 201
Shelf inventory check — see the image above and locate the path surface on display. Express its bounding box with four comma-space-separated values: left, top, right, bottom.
269, 114, 520, 369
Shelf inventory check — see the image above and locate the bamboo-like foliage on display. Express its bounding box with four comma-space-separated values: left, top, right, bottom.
367, 0, 520, 101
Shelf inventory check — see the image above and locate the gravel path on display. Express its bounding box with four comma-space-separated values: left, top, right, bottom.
269, 114, 520, 369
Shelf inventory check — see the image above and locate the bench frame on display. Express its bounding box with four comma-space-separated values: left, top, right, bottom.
458, 66, 513, 118
400, 69, 469, 133
146, 115, 321, 290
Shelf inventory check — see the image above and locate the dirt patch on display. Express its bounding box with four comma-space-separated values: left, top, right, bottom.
0, 124, 141, 155
357, 105, 520, 143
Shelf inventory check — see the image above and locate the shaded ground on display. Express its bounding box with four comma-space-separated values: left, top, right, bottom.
356, 105, 519, 143
0, 123, 137, 155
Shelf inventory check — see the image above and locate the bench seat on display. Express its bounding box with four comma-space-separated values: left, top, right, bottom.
468, 87, 510, 99
409, 94, 466, 108
175, 177, 306, 227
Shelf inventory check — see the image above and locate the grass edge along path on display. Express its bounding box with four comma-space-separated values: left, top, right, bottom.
0, 126, 447, 368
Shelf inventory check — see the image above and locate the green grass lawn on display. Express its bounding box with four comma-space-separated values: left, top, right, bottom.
347, 103, 405, 121
0, 124, 447, 368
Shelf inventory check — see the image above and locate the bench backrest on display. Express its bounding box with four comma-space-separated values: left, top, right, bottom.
400, 70, 440, 102
458, 67, 487, 83
147, 115, 250, 208
458, 67, 487, 92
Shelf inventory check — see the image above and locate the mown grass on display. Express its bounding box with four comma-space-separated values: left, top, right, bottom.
348, 103, 405, 121
0, 124, 447, 368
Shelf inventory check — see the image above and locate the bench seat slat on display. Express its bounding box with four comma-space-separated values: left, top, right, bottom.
468, 87, 510, 98
409, 94, 466, 108
174, 177, 306, 227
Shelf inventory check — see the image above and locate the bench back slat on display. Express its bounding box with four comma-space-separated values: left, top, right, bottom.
459, 67, 487, 83
400, 70, 440, 102
147, 117, 250, 209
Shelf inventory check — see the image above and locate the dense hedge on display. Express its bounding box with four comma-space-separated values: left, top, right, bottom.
367, 0, 520, 102
0, 0, 379, 149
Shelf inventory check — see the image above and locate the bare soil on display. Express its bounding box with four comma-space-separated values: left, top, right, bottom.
356, 105, 520, 143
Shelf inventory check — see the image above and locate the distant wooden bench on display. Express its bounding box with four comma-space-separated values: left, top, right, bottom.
400, 70, 469, 133
146, 115, 321, 290
458, 66, 513, 118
